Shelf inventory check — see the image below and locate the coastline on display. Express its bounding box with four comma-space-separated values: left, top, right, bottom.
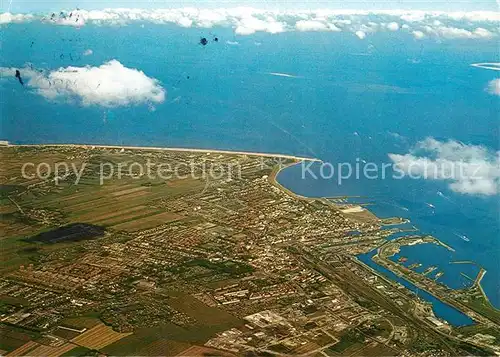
270, 161, 381, 224
268, 161, 315, 202
4, 142, 322, 163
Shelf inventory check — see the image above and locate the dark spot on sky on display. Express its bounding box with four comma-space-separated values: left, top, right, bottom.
200, 37, 208, 46
60, 54, 64, 59
214, 37, 219, 42
187, 75, 190, 79
15, 70, 24, 86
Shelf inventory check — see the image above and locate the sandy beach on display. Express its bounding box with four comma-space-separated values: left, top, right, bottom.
6, 143, 322, 163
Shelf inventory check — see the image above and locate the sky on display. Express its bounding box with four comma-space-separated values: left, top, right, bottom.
2, 0, 499, 13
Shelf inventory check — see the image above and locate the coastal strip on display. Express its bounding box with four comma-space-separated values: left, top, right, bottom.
5, 142, 322, 163
268, 162, 315, 201
269, 161, 381, 224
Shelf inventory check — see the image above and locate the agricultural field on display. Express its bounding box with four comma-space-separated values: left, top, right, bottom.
177, 345, 238, 356
5, 340, 40, 357
101, 291, 245, 355
1, 147, 207, 240
16, 342, 77, 357
70, 323, 132, 350
324, 329, 367, 355
0, 325, 41, 353
355, 342, 399, 356
134, 339, 192, 356
0, 146, 207, 275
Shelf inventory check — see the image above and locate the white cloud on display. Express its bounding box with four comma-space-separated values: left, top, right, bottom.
473, 27, 494, 38
176, 17, 193, 27
234, 26, 255, 35
296, 20, 329, 32
486, 79, 500, 96
412, 30, 425, 39
234, 15, 285, 35
389, 137, 500, 196
0, 60, 165, 107
0, 12, 33, 24
446, 11, 500, 22
355, 30, 367, 39
432, 26, 495, 39
226, 40, 239, 45
2, 8, 499, 40
387, 22, 400, 31
83, 49, 93, 56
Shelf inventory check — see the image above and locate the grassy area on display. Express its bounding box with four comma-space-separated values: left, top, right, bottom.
0, 234, 43, 274
135, 339, 192, 356
0, 295, 30, 308
1, 148, 208, 239
187, 259, 254, 276
326, 329, 365, 354
0, 230, 101, 274
0, 324, 41, 353
356, 342, 398, 357
166, 292, 243, 330
59, 316, 102, 330
458, 324, 500, 340
359, 319, 392, 339
464, 295, 500, 325
103, 291, 243, 356
60, 346, 94, 357
354, 296, 380, 311
102, 323, 211, 355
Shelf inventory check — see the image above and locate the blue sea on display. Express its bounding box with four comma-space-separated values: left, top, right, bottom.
1, 21, 498, 326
